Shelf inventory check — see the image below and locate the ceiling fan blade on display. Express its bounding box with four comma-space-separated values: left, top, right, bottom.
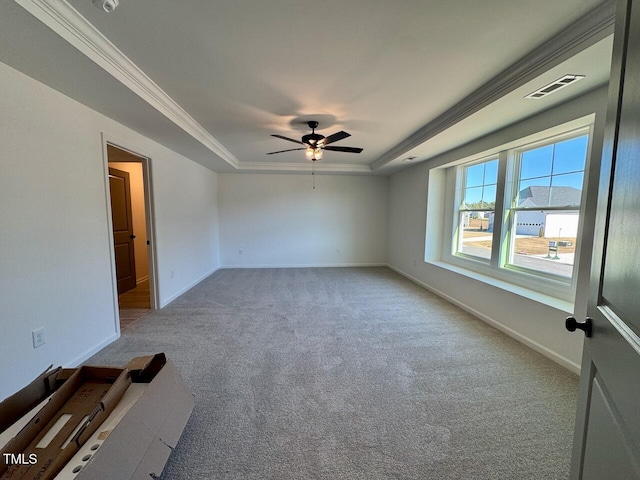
323, 146, 363, 153
322, 131, 351, 145
271, 134, 304, 145
266, 148, 306, 155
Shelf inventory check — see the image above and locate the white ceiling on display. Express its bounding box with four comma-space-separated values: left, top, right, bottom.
1, 0, 614, 175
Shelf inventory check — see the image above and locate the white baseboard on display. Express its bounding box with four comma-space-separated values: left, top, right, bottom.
387, 264, 581, 374
66, 332, 119, 367
160, 266, 221, 308
136, 275, 149, 285
221, 263, 387, 269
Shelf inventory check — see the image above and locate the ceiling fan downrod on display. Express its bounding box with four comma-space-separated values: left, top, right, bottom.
302, 121, 324, 146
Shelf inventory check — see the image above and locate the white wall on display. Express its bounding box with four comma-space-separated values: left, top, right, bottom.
218, 173, 388, 267
388, 86, 608, 372
544, 213, 580, 238
0, 62, 221, 400
149, 153, 220, 305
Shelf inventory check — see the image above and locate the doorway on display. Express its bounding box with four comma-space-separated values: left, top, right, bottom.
106, 143, 156, 330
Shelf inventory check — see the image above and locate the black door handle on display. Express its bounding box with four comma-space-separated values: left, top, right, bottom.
565, 316, 592, 337
130, 234, 136, 239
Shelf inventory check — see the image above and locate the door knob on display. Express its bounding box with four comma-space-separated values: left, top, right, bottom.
565, 316, 592, 337
130, 234, 136, 239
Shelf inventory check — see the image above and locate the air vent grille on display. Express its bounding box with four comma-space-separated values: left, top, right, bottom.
525, 74, 585, 100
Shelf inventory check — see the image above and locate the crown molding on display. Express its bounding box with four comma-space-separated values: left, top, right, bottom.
235, 161, 373, 174
15, 0, 615, 176
15, 0, 240, 169
371, 0, 616, 171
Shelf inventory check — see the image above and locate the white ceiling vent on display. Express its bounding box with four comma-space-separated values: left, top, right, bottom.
525, 74, 585, 99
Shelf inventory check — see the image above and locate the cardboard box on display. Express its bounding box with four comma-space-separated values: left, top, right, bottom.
1, 365, 130, 480
0, 354, 194, 480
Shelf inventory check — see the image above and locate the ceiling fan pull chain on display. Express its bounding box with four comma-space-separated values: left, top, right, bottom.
312, 162, 316, 189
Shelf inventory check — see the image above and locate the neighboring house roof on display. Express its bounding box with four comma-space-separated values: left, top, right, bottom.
518, 186, 582, 207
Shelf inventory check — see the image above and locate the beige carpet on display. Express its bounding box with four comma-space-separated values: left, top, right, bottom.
88, 267, 578, 479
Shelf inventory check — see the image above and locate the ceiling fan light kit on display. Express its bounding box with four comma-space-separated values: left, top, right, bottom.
305, 147, 323, 161
267, 121, 363, 161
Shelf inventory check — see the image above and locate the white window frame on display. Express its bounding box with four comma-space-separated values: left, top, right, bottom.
453, 156, 499, 263
438, 120, 594, 303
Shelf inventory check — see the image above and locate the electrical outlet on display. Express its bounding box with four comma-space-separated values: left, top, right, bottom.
413, 259, 417, 266
170, 270, 175, 279
32, 328, 45, 348
238, 249, 243, 255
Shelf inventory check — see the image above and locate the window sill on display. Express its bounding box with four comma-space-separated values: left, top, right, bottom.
428, 259, 574, 313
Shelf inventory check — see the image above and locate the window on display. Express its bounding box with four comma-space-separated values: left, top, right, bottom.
456, 158, 498, 260
506, 135, 588, 278
439, 122, 592, 301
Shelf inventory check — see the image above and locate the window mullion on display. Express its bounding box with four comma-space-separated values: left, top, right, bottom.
444, 167, 460, 257
512, 206, 581, 212
490, 151, 509, 268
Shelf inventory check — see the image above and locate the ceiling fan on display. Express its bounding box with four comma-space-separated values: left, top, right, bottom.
267, 121, 363, 161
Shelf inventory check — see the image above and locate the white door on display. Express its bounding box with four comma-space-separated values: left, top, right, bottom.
569, 0, 640, 478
